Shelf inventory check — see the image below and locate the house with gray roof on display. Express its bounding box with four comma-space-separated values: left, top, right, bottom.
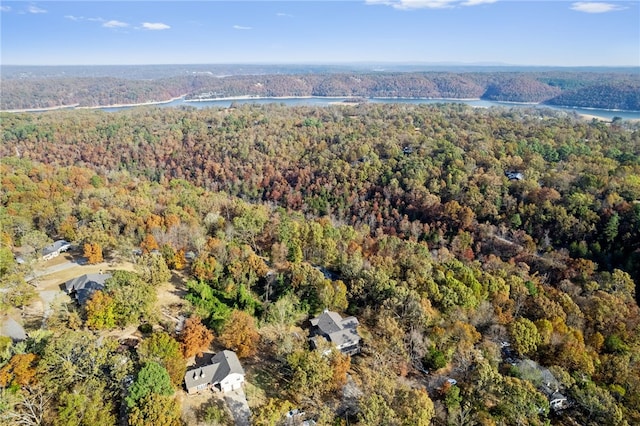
309, 310, 361, 356
516, 359, 569, 411
64, 273, 112, 305
42, 240, 71, 261
184, 350, 245, 395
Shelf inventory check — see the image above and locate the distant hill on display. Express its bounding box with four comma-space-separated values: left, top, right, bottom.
1, 66, 638, 111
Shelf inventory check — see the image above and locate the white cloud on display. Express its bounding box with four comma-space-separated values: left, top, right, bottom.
461, 0, 497, 5
276, 12, 293, 17
233, 25, 252, 30
570, 2, 624, 13
141, 22, 171, 30
365, 0, 496, 8
103, 20, 129, 28
28, 5, 47, 14
1, 6, 11, 12
66, 15, 105, 23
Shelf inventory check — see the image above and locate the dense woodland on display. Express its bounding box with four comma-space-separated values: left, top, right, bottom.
1, 103, 640, 426
1, 70, 639, 111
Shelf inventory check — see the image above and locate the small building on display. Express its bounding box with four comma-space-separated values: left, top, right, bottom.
516, 359, 569, 412
548, 391, 569, 411
184, 350, 245, 395
64, 273, 112, 305
309, 310, 361, 356
42, 240, 71, 261
504, 171, 524, 181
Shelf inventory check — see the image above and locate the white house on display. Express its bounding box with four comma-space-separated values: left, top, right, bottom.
42, 240, 71, 261
184, 350, 245, 395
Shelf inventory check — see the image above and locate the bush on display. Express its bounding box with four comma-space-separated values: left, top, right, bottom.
424, 346, 447, 370
138, 323, 153, 334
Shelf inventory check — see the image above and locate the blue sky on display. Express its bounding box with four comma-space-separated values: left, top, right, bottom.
1, 1, 639, 66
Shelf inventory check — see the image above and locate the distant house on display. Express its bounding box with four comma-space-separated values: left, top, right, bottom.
516, 359, 569, 412
184, 350, 245, 395
309, 310, 361, 356
504, 171, 524, 181
64, 273, 112, 305
548, 391, 569, 411
42, 240, 71, 261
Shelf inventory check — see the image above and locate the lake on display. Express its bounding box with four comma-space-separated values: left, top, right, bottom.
101, 96, 640, 120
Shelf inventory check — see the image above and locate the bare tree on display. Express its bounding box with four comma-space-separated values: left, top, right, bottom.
0, 386, 50, 426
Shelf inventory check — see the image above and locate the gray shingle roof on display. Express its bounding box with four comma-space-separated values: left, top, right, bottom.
64, 273, 112, 293
310, 310, 361, 350
184, 350, 244, 392
65, 273, 111, 305
43, 240, 70, 256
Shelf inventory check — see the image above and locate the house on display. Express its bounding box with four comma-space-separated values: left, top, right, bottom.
184, 350, 245, 395
548, 391, 569, 411
504, 171, 524, 181
42, 240, 71, 261
516, 359, 569, 412
64, 273, 112, 305
309, 310, 361, 356
285, 409, 317, 426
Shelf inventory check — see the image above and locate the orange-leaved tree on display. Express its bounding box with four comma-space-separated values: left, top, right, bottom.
83, 242, 103, 264
180, 316, 214, 358
0, 353, 38, 387
218, 310, 260, 358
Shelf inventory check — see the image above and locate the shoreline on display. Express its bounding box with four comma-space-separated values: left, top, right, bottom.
0, 95, 187, 113
75, 94, 187, 110
2, 95, 638, 120
0, 104, 80, 113
186, 95, 327, 102
184, 95, 484, 102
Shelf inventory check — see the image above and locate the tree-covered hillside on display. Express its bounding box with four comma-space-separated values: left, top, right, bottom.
1, 104, 639, 425
1, 71, 639, 111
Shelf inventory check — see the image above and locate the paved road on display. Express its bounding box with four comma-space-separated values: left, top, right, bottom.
224, 388, 251, 426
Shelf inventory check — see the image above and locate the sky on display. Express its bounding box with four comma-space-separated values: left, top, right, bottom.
1, 1, 639, 66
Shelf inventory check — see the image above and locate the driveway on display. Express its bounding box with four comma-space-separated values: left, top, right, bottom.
224, 388, 251, 426
27, 259, 83, 283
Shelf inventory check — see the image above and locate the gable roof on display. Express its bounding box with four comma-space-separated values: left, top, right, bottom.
310, 310, 360, 349
65, 273, 112, 293
43, 240, 70, 256
65, 273, 112, 305
310, 310, 346, 335
184, 363, 220, 391
210, 350, 245, 382
184, 350, 244, 392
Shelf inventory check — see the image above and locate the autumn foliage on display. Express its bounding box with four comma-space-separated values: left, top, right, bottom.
83, 242, 103, 264
218, 310, 260, 358
0, 353, 38, 387
180, 316, 214, 358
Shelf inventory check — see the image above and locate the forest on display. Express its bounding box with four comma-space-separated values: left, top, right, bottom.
1, 103, 639, 426
1, 70, 639, 111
